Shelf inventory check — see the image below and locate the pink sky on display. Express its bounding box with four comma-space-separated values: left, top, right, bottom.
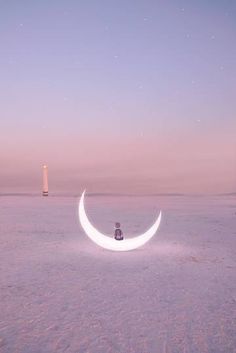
0, 1, 236, 194
1, 122, 235, 194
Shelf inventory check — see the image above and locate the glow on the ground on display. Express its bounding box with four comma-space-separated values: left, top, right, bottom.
78, 190, 162, 252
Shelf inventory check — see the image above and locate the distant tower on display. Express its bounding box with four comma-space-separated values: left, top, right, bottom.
42, 165, 49, 196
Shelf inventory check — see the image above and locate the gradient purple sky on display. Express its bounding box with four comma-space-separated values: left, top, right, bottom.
0, 1, 235, 194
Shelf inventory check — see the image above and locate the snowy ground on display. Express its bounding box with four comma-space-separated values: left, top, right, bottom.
0, 194, 236, 353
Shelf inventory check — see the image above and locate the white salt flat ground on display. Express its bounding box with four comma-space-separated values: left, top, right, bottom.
0, 194, 236, 353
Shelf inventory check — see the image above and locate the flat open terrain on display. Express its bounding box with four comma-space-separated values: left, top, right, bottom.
0, 194, 236, 353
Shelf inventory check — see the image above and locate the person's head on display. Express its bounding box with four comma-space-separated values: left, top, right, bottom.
115, 222, 120, 228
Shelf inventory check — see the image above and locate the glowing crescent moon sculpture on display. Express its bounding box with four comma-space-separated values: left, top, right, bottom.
78, 190, 162, 251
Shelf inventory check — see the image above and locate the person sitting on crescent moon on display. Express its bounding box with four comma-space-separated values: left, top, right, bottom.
114, 222, 124, 241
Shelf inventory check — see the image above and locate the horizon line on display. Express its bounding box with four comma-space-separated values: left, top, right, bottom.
0, 192, 235, 198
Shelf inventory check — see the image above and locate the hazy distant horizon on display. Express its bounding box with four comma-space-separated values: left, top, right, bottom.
1, 190, 235, 198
